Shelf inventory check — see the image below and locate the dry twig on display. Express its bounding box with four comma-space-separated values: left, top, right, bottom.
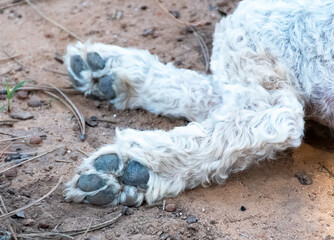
0, 195, 18, 240
0, 146, 61, 174
42, 67, 67, 76
47, 84, 86, 140
16, 212, 122, 239
0, 177, 63, 220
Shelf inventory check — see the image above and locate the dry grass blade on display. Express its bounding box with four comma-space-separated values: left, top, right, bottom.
0, 195, 18, 240
24, 0, 83, 42
0, 177, 63, 220
0, 146, 61, 174
1, 48, 23, 67
48, 84, 86, 140
79, 219, 93, 240
18, 85, 81, 94
0, 135, 30, 142
75, 146, 89, 157
62, 213, 122, 236
153, 0, 210, 72
16, 213, 122, 239
0, 142, 13, 160
0, 130, 18, 137
0, 54, 22, 63
42, 67, 67, 76
18, 232, 73, 239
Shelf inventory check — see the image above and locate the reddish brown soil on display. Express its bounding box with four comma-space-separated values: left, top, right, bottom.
0, 0, 333, 239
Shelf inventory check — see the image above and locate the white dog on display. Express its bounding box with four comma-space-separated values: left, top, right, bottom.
64, 0, 334, 206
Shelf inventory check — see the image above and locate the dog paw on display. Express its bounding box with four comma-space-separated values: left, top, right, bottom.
64, 44, 116, 100
65, 152, 150, 206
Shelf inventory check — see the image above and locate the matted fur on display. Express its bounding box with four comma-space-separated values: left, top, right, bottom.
64, 0, 334, 205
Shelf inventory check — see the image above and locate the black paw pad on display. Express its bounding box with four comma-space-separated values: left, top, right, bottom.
99, 74, 116, 100
87, 52, 105, 71
121, 160, 149, 189
70, 55, 89, 78
86, 186, 118, 205
77, 174, 106, 192
94, 154, 120, 173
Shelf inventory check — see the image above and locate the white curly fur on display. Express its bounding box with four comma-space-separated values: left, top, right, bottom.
64, 0, 334, 205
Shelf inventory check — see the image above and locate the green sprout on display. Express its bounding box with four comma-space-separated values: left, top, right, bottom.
3, 81, 26, 112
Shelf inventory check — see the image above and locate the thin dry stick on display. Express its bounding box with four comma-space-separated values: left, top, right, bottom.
0, 131, 18, 137
79, 219, 93, 240
48, 84, 86, 140
1, 48, 23, 67
0, 147, 61, 174
18, 86, 81, 94
17, 213, 122, 239
0, 142, 13, 159
0, 177, 63, 220
153, 0, 210, 72
42, 67, 67, 76
18, 232, 73, 239
0, 54, 21, 63
0, 135, 30, 143
75, 146, 89, 157
24, 0, 83, 42
0, 195, 18, 240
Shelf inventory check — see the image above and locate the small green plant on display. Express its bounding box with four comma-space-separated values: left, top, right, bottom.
4, 80, 26, 112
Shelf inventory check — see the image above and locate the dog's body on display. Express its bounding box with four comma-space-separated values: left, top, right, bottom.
64, 0, 334, 206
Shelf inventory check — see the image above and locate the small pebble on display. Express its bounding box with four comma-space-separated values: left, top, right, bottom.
165, 203, 176, 212
29, 135, 42, 144
295, 171, 313, 185
22, 219, 35, 226
186, 215, 197, 224
16, 90, 28, 99
169, 10, 180, 18
27, 97, 42, 108
240, 206, 246, 211
159, 232, 169, 240
15, 211, 25, 219
125, 207, 134, 215
142, 28, 155, 37
9, 112, 34, 120
38, 221, 50, 229
4, 168, 18, 178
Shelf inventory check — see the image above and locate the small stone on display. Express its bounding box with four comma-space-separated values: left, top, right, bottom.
169, 10, 180, 19
15, 211, 25, 219
165, 203, 176, 212
140, 5, 148, 10
29, 135, 42, 144
209, 220, 217, 225
325, 235, 333, 240
295, 171, 313, 185
22, 219, 35, 226
4, 168, 18, 178
125, 207, 134, 215
240, 206, 247, 211
9, 112, 34, 120
86, 116, 98, 127
159, 232, 169, 240
186, 215, 197, 224
16, 90, 28, 99
141, 28, 155, 37
27, 97, 42, 108
38, 221, 49, 229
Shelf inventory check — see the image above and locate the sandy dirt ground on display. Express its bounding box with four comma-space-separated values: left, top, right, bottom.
0, 0, 333, 239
